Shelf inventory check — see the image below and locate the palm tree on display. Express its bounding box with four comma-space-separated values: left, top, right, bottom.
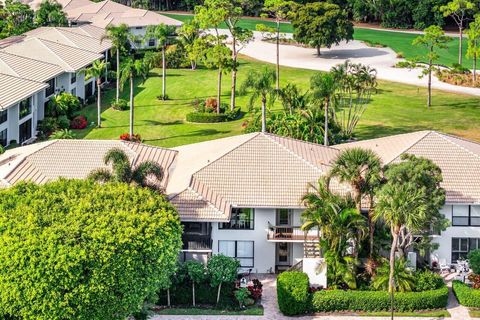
146, 24, 176, 100
83, 60, 106, 128
88, 147, 164, 189
240, 67, 277, 132
102, 23, 129, 103
372, 258, 416, 293
329, 147, 382, 257
120, 58, 144, 139
310, 72, 336, 146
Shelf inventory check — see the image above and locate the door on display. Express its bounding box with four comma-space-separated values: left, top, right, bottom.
19, 119, 32, 144
276, 209, 292, 225
276, 242, 292, 266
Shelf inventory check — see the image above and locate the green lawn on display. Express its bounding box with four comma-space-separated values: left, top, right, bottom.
154, 306, 263, 315
164, 12, 473, 68
74, 57, 480, 148
357, 310, 451, 317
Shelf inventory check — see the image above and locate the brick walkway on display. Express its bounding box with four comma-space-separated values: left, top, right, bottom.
150, 274, 467, 320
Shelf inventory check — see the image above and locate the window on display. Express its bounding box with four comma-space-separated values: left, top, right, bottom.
452, 238, 480, 263
45, 78, 55, 97
71, 73, 76, 84
135, 26, 143, 29
219, 240, 254, 267
19, 97, 31, 119
71, 88, 76, 96
452, 205, 480, 226
219, 208, 254, 230
19, 119, 32, 144
277, 209, 292, 225
0, 129, 6, 147
85, 82, 93, 98
0, 109, 7, 125
148, 38, 155, 47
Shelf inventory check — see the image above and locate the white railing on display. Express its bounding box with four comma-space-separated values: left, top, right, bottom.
267, 223, 319, 241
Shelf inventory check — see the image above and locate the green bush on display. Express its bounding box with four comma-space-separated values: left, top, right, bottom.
112, 99, 129, 111
312, 286, 448, 312
57, 115, 70, 129
415, 270, 445, 291
453, 280, 480, 307
277, 271, 310, 316
468, 249, 480, 274
186, 108, 240, 123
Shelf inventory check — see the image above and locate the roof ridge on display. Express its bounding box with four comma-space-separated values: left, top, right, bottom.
387, 130, 432, 164
0, 50, 63, 69
0, 56, 19, 77
431, 131, 480, 161
262, 133, 325, 173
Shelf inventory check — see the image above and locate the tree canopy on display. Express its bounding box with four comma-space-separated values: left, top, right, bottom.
0, 179, 182, 320
34, 0, 68, 27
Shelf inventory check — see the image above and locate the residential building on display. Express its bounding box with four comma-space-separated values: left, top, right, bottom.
0, 131, 478, 272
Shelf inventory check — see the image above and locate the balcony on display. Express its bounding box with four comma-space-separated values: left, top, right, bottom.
182, 235, 212, 252
267, 224, 320, 242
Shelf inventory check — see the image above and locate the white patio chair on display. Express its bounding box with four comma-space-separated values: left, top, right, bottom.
439, 259, 450, 274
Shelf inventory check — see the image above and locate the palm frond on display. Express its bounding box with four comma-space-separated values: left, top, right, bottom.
87, 168, 114, 183
132, 160, 164, 189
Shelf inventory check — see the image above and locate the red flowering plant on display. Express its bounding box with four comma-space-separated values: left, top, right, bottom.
247, 278, 263, 301
469, 274, 480, 289
70, 115, 88, 129
119, 133, 141, 143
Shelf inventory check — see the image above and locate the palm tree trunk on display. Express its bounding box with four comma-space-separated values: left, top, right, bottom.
97, 80, 101, 128
217, 68, 222, 113
116, 48, 120, 102
129, 75, 134, 138
459, 26, 463, 65
261, 96, 267, 133
389, 228, 399, 319
162, 45, 166, 100
427, 67, 432, 108
324, 98, 328, 146
276, 19, 280, 91
474, 53, 477, 83
231, 39, 237, 111
192, 282, 196, 307
368, 210, 375, 258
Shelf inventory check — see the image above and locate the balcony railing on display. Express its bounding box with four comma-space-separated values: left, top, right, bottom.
267, 224, 319, 242
182, 235, 212, 251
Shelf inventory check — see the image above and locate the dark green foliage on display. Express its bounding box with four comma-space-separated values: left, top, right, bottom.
112, 98, 129, 111
165, 44, 191, 68
415, 270, 445, 291
0, 179, 183, 320
0, 0, 34, 39
312, 286, 449, 312
186, 108, 240, 122
276, 271, 310, 316
34, 0, 68, 27
57, 115, 70, 129
468, 249, 480, 274
452, 280, 480, 307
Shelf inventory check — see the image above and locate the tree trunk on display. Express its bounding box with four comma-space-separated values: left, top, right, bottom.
116, 48, 120, 102
261, 96, 267, 133
192, 282, 196, 307
316, 46, 321, 56
474, 53, 477, 83
129, 75, 134, 138
97, 80, 101, 128
389, 229, 399, 319
368, 211, 375, 258
276, 19, 280, 91
427, 67, 432, 108
162, 45, 166, 100
191, 60, 196, 70
217, 68, 222, 113
167, 288, 171, 307
231, 39, 237, 111
324, 97, 328, 146
459, 27, 463, 65
216, 282, 222, 305
105, 51, 108, 83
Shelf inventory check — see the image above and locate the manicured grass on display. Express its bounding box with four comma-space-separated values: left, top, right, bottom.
154, 306, 263, 315
75, 57, 480, 147
470, 308, 480, 318
356, 310, 450, 317
164, 12, 473, 68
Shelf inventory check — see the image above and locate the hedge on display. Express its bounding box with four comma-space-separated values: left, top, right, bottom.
453, 280, 480, 307
186, 108, 240, 123
158, 281, 236, 308
312, 286, 449, 312
277, 271, 310, 316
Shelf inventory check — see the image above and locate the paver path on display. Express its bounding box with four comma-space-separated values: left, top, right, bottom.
221, 30, 480, 97
150, 274, 463, 320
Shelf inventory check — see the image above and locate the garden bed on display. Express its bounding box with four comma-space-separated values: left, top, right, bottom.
153, 305, 263, 316
453, 280, 480, 307
313, 310, 450, 318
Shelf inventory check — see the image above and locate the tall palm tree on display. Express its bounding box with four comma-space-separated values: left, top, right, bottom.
83, 60, 106, 128
310, 72, 336, 146
88, 147, 164, 190
146, 23, 176, 100
329, 147, 382, 258
120, 58, 144, 139
240, 67, 276, 132
102, 23, 129, 103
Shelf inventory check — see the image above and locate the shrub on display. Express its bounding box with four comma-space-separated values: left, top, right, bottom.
312, 286, 448, 312
119, 133, 142, 143
38, 117, 60, 135
50, 129, 75, 140
112, 99, 129, 111
208, 254, 240, 305
186, 108, 240, 123
415, 270, 444, 291
86, 96, 96, 105
453, 280, 480, 307
0, 145, 4, 154
234, 288, 251, 308
468, 274, 480, 289
70, 115, 88, 129
468, 249, 480, 274
247, 278, 263, 301
47, 92, 81, 118
57, 115, 70, 129
277, 271, 310, 316
205, 97, 218, 112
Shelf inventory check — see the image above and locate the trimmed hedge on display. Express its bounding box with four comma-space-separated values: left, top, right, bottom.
312, 287, 449, 312
453, 280, 480, 307
277, 271, 310, 316
186, 108, 240, 123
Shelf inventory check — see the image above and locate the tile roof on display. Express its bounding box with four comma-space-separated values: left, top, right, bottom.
170, 188, 230, 222
1, 37, 103, 72
0, 73, 47, 109
0, 51, 64, 82
59, 25, 107, 40
2, 140, 177, 188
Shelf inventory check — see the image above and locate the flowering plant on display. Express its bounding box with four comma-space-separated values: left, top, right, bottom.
70, 115, 88, 129
119, 133, 141, 142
